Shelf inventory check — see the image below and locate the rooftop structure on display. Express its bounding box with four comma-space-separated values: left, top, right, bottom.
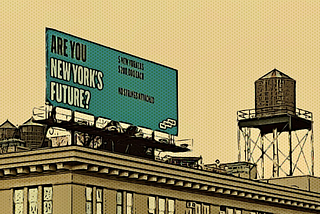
255, 69, 296, 118
32, 105, 189, 160
0, 119, 18, 140
237, 69, 314, 178
19, 117, 47, 149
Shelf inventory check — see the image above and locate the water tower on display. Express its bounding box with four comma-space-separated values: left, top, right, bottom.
237, 69, 314, 178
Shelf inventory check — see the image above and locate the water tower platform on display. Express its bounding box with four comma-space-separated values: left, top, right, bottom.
237, 108, 312, 135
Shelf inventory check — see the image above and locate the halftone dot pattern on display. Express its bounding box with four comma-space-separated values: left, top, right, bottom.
46, 28, 177, 135
1, 0, 320, 212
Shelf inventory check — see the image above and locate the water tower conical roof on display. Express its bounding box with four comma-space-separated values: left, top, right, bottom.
20, 117, 44, 127
0, 119, 16, 129
258, 69, 294, 80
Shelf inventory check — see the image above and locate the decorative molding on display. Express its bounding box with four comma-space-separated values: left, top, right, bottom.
0, 147, 320, 211
109, 169, 119, 175
148, 176, 157, 182
128, 173, 139, 179
4, 168, 16, 176
88, 166, 99, 172
119, 171, 129, 177
17, 167, 29, 174
98, 167, 109, 174
138, 174, 148, 180
157, 178, 166, 183
29, 165, 42, 173
43, 164, 56, 171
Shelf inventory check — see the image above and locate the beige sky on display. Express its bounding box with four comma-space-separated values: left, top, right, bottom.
1, 0, 320, 177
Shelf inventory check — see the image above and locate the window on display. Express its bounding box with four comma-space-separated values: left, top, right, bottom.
203, 205, 210, 214
159, 198, 166, 214
86, 186, 104, 214
168, 199, 174, 214
96, 188, 103, 214
86, 187, 93, 214
126, 193, 133, 214
187, 202, 209, 214
220, 206, 242, 214
148, 197, 156, 214
14, 189, 24, 214
195, 204, 201, 214
28, 188, 38, 214
117, 191, 134, 214
116, 192, 123, 214
221, 208, 272, 214
148, 196, 175, 214
14, 187, 49, 214
250, 212, 273, 214
43, 187, 53, 214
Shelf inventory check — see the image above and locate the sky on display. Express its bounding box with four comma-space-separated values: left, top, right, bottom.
1, 0, 320, 178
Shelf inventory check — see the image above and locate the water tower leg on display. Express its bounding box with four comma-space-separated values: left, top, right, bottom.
311, 123, 314, 176
289, 131, 293, 176
272, 128, 279, 177
261, 133, 265, 179
247, 128, 251, 162
237, 127, 241, 162
276, 133, 279, 177
244, 128, 252, 162
289, 116, 293, 176
244, 128, 247, 162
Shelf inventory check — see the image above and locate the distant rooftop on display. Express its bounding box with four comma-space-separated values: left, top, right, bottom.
261, 175, 320, 193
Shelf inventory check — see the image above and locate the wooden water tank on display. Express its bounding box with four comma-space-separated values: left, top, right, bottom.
255, 69, 296, 118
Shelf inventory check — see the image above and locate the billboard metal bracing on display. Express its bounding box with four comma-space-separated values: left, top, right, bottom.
46, 28, 178, 135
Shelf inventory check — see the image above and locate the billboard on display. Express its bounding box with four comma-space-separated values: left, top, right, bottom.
46, 28, 178, 135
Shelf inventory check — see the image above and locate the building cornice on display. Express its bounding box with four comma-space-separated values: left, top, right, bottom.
0, 146, 319, 210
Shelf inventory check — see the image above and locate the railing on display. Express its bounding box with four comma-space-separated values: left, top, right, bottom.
237, 109, 256, 120
237, 106, 313, 121
32, 105, 179, 146
33, 105, 103, 127
296, 108, 313, 120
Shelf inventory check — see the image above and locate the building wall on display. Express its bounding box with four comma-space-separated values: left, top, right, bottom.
0, 189, 12, 213
1, 147, 320, 214
53, 184, 72, 214
72, 184, 84, 214
1, 173, 319, 214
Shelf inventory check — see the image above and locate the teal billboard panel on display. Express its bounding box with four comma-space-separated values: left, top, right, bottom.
46, 28, 178, 135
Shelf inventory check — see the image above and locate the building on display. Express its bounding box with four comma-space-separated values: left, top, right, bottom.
0, 146, 320, 214
1, 69, 319, 213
